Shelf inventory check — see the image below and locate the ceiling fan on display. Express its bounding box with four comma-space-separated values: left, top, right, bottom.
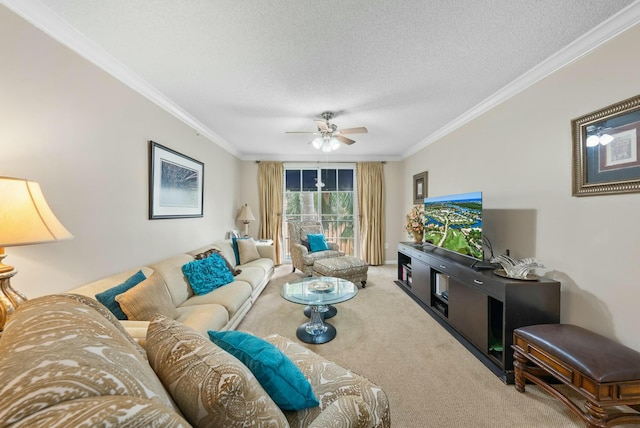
286, 111, 368, 151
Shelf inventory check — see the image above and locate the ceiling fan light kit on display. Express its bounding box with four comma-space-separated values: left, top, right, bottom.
286, 111, 367, 152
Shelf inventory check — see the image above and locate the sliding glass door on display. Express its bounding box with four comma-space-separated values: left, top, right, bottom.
283, 164, 357, 260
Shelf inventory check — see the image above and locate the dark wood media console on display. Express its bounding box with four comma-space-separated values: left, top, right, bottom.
396, 242, 560, 384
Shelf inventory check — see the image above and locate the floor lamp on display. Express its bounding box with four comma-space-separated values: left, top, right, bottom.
0, 177, 73, 331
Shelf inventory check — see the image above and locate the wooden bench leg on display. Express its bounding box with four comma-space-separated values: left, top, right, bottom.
513, 349, 527, 393
584, 401, 608, 428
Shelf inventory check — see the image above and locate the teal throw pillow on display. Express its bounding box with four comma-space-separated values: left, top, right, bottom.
231, 236, 250, 265
307, 233, 329, 252
182, 254, 234, 295
207, 330, 318, 411
95, 270, 146, 320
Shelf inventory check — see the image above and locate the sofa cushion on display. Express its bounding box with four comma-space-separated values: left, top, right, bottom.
307, 233, 330, 252
0, 295, 178, 426
146, 315, 288, 428
233, 266, 268, 291
116, 272, 178, 321
8, 396, 190, 428
179, 281, 252, 316
208, 330, 319, 411
181, 254, 235, 295
94, 269, 146, 320
237, 238, 262, 264
175, 303, 230, 334
302, 249, 343, 265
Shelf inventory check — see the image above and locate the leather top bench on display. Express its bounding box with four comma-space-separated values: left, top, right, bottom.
512, 324, 640, 427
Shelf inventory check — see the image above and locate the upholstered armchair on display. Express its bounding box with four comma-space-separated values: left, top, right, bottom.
288, 221, 344, 275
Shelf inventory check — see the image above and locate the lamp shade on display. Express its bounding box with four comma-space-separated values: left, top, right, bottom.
0, 177, 73, 247
237, 204, 256, 222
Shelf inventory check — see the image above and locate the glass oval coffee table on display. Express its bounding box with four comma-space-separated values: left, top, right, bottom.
281, 276, 358, 344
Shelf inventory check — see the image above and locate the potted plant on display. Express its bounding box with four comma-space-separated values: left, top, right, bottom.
405, 205, 424, 243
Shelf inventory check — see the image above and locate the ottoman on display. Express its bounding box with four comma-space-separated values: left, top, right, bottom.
312, 255, 368, 287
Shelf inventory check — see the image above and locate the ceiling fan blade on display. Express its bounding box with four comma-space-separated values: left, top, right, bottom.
315, 120, 329, 132
339, 126, 368, 134
336, 135, 356, 145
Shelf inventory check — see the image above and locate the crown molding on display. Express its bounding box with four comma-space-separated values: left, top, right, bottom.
4, 0, 639, 162
1, 0, 239, 156
243, 153, 402, 163
404, 0, 640, 159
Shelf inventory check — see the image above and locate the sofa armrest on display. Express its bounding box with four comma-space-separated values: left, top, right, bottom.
256, 244, 276, 263
263, 334, 390, 428
121, 320, 151, 345
307, 396, 374, 428
292, 242, 309, 255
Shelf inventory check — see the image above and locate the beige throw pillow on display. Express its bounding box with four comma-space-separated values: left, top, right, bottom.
237, 238, 261, 265
115, 272, 177, 321
145, 315, 288, 428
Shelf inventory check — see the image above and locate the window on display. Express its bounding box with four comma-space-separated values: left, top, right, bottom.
283, 164, 357, 259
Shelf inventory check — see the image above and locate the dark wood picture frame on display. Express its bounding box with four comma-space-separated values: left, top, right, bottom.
413, 171, 428, 204
572, 94, 640, 196
149, 141, 204, 219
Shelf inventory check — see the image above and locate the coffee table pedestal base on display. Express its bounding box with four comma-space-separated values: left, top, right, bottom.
297, 322, 336, 344
297, 304, 336, 344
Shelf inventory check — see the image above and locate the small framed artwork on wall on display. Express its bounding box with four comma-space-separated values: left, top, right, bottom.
413, 171, 428, 204
149, 141, 204, 219
572, 94, 640, 196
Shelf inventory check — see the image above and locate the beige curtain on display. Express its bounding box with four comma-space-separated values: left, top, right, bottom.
258, 162, 284, 264
357, 162, 385, 265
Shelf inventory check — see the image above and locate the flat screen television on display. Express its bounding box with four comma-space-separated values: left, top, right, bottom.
423, 191, 483, 261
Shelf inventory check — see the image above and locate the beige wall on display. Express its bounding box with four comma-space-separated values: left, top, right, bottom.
404, 23, 640, 351
1, 7, 243, 296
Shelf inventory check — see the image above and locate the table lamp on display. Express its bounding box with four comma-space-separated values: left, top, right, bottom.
0, 177, 73, 331
237, 203, 255, 237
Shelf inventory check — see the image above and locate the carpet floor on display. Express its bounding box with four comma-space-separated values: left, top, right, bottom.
237, 264, 634, 427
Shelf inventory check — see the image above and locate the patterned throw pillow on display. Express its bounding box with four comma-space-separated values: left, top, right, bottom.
115, 272, 178, 320
95, 270, 146, 320
300, 238, 311, 251
182, 254, 234, 295
208, 330, 319, 411
146, 315, 288, 428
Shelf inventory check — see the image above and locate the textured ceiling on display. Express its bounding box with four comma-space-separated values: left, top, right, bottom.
4, 0, 640, 161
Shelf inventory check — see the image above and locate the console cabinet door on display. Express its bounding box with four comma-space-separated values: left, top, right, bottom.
448, 279, 488, 352
411, 258, 431, 304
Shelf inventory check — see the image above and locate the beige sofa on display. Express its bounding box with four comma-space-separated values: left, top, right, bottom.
0, 293, 390, 427
70, 239, 275, 341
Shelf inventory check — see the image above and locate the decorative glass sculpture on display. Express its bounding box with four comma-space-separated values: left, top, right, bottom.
490, 254, 544, 279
